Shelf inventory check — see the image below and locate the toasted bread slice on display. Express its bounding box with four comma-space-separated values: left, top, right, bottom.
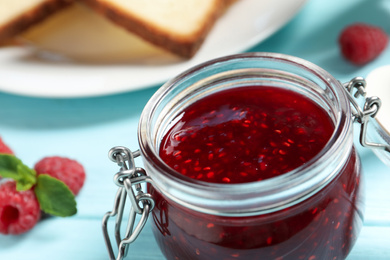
0, 0, 73, 45
21, 3, 179, 63
81, 0, 231, 58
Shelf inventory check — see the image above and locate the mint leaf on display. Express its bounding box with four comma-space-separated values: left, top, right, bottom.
16, 164, 37, 191
34, 174, 77, 217
0, 154, 36, 191
0, 154, 23, 179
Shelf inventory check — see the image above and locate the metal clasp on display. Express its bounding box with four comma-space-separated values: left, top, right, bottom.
102, 146, 155, 260
343, 77, 390, 152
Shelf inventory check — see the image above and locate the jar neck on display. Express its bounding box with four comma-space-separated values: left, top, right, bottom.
138, 52, 353, 216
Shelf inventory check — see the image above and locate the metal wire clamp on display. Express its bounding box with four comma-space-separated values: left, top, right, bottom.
343, 77, 390, 152
103, 146, 155, 260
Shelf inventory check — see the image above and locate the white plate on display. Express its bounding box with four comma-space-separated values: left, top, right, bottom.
0, 0, 306, 98
363, 66, 390, 166
366, 65, 390, 132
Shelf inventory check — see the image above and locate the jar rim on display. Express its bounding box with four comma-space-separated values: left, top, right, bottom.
138, 52, 353, 216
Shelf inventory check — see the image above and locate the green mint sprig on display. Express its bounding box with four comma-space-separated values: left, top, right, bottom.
0, 154, 77, 217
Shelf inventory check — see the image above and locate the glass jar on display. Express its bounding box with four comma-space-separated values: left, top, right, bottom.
136, 53, 364, 260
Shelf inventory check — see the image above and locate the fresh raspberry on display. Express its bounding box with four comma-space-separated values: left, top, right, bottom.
339, 23, 388, 65
0, 179, 41, 235
34, 156, 86, 195
0, 137, 14, 155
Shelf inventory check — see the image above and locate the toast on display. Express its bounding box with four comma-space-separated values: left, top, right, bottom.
0, 0, 73, 45
81, 0, 234, 58
21, 3, 179, 63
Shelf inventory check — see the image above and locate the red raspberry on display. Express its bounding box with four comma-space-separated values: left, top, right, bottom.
34, 156, 86, 195
339, 23, 388, 65
0, 137, 14, 155
0, 180, 41, 235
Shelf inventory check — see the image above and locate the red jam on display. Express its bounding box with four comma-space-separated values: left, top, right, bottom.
151, 86, 363, 260
159, 86, 334, 183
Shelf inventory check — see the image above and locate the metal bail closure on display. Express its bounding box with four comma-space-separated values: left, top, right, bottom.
103, 146, 155, 260
343, 77, 390, 153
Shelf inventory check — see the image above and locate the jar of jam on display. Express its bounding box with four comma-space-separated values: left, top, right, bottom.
103, 53, 389, 260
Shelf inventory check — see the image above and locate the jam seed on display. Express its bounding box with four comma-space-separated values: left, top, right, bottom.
207, 171, 215, 178
218, 152, 227, 158
240, 172, 248, 177
335, 222, 340, 229
296, 128, 307, 135
323, 217, 329, 225
279, 149, 287, 155
259, 162, 267, 171
222, 177, 231, 183
207, 223, 214, 228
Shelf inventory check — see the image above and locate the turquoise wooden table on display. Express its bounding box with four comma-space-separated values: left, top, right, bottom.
1, 0, 390, 259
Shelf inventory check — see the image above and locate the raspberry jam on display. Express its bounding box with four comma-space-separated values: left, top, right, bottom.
151, 151, 361, 260
159, 86, 334, 184
138, 53, 364, 260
